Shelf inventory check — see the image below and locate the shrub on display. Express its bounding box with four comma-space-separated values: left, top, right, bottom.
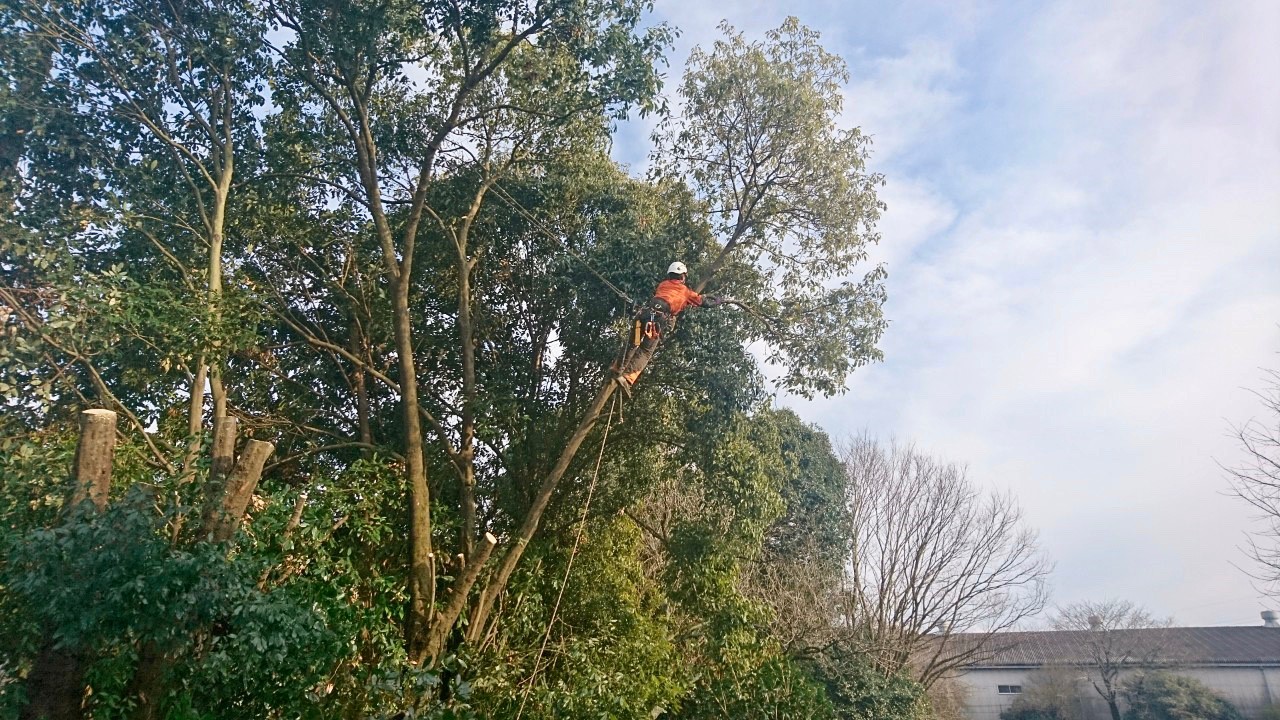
804, 646, 928, 720
999, 667, 1088, 720
1258, 703, 1280, 720
1000, 709, 1063, 720
1121, 672, 1243, 720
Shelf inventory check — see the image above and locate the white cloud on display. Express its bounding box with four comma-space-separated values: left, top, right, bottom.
871, 177, 958, 267
615, 0, 1280, 625
842, 38, 962, 161
802, 0, 1280, 624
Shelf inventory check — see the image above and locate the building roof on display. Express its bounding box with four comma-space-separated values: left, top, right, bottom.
951, 627, 1280, 668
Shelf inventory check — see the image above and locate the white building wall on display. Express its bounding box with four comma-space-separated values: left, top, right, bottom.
955, 666, 1280, 720
1180, 667, 1275, 718
953, 669, 1035, 720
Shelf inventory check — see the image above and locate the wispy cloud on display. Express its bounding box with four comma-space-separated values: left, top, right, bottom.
616, 0, 1280, 625
841, 0, 1280, 623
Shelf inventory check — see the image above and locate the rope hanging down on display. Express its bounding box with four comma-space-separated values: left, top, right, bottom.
489, 182, 636, 306
514, 393, 619, 719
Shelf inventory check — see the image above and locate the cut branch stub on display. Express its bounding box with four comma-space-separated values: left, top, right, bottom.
211, 415, 238, 482
210, 439, 275, 543
422, 532, 498, 665
199, 416, 240, 535
68, 408, 117, 513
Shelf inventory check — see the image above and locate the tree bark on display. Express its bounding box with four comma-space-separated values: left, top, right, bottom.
197, 416, 238, 538
457, 253, 477, 561
68, 409, 117, 512
391, 279, 436, 662
210, 415, 238, 479
21, 410, 118, 720
342, 85, 437, 663
124, 643, 167, 720
178, 362, 208, 485
210, 439, 274, 542
451, 182, 493, 563
349, 316, 373, 451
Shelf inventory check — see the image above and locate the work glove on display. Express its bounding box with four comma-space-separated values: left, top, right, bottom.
703, 295, 723, 307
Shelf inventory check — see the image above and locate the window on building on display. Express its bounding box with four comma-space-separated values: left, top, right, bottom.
997, 685, 1023, 695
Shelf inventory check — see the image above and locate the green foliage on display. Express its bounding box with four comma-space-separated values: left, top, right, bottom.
654, 17, 887, 397
999, 669, 1085, 720
0, 488, 336, 718
1258, 703, 1280, 720
0, 428, 78, 538
681, 652, 836, 720
1121, 672, 1244, 720
471, 518, 682, 718
762, 408, 848, 568
0, 2, 894, 716
803, 646, 927, 720
1002, 708, 1067, 720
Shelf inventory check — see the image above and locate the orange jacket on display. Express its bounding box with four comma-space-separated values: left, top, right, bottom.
652, 278, 703, 316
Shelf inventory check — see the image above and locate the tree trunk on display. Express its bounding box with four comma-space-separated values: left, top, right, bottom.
349, 316, 373, 450
205, 146, 231, 422
67, 409, 117, 512
457, 254, 477, 561
178, 362, 208, 484
124, 643, 167, 720
423, 533, 497, 663
344, 98, 437, 663
132, 438, 274, 718
19, 646, 89, 720
210, 439, 274, 542
391, 279, 436, 663
21, 410, 118, 720
197, 416, 238, 538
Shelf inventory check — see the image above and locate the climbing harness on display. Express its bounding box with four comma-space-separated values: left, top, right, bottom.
632, 297, 671, 347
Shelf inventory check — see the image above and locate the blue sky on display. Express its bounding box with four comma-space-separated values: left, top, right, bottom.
612, 0, 1280, 626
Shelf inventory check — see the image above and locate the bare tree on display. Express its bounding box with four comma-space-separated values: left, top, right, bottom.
1052, 599, 1175, 720
1225, 368, 1280, 589
840, 436, 1051, 686
925, 675, 972, 720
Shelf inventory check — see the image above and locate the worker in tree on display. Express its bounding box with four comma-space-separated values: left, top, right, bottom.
613, 261, 722, 395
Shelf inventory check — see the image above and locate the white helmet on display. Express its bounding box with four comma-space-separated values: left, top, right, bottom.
667, 261, 688, 275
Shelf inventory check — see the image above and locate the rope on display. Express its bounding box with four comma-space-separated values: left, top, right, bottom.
489, 181, 636, 306
514, 393, 618, 719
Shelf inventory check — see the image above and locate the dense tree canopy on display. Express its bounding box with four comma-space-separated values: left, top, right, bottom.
0, 3, 925, 717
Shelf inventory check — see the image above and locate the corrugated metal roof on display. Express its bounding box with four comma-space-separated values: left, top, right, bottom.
951, 627, 1280, 668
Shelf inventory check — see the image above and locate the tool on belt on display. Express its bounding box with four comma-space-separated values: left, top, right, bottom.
631, 297, 673, 347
